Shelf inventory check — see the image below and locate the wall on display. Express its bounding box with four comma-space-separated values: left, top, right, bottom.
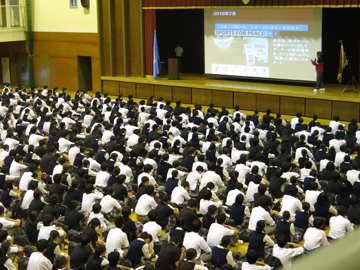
31, 0, 100, 91
33, 0, 98, 33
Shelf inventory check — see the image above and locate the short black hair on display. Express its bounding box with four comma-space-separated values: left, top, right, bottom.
246, 249, 259, 264
36, 239, 49, 253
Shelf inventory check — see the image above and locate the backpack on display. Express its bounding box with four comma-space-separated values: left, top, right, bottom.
18, 257, 29, 270
14, 234, 30, 246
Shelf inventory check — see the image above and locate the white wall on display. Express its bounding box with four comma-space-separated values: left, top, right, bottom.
33, 0, 98, 33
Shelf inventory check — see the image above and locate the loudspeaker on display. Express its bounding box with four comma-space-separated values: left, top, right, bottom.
80, 0, 89, 8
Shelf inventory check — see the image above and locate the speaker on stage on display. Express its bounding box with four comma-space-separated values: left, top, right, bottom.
81, 0, 89, 8
168, 58, 180, 80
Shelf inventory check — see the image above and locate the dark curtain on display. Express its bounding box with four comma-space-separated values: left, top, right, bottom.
143, 0, 360, 7
25, 0, 34, 88
144, 10, 156, 76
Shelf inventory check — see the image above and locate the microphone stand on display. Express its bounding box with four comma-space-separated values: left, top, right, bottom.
342, 58, 359, 93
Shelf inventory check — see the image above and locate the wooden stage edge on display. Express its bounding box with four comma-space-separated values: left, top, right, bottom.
101, 74, 360, 121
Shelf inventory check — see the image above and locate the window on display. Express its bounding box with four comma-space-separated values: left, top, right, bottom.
70, 0, 77, 8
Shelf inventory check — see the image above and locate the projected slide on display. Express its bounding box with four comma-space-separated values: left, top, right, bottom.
204, 9, 322, 81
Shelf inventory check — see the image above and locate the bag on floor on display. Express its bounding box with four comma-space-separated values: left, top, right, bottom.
18, 257, 29, 270
24, 245, 36, 257
14, 234, 30, 246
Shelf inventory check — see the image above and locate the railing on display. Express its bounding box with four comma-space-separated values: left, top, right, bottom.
0, 2, 24, 29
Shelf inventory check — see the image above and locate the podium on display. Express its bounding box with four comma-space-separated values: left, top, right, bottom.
168, 58, 180, 80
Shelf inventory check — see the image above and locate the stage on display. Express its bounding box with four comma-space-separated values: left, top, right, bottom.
101, 74, 360, 121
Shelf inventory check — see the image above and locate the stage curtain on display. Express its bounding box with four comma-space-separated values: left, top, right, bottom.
143, 0, 360, 8
144, 10, 156, 76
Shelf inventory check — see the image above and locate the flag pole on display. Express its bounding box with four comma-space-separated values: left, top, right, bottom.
341, 40, 359, 93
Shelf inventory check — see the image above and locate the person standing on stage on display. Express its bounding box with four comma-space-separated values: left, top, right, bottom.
311, 51, 325, 92
175, 44, 183, 73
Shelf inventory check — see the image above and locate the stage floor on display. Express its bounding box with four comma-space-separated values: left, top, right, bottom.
102, 73, 360, 103
101, 74, 360, 121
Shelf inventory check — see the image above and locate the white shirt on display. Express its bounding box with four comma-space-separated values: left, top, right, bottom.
183, 232, 211, 259
19, 171, 34, 192
250, 161, 267, 176
226, 189, 245, 206
102, 130, 115, 143
207, 223, 234, 247
334, 151, 347, 167
106, 227, 129, 257
95, 171, 110, 188
143, 221, 162, 242
218, 154, 232, 167
199, 171, 224, 192
9, 161, 26, 178
135, 194, 157, 216
245, 182, 259, 203
328, 215, 354, 239
166, 168, 185, 182
199, 199, 222, 215
328, 139, 346, 153
235, 164, 251, 184
100, 195, 121, 213
186, 171, 202, 191
232, 150, 249, 164
58, 137, 72, 153
68, 146, 80, 165
118, 164, 132, 184
329, 121, 345, 134
127, 134, 140, 148
144, 158, 158, 170
88, 212, 106, 230
279, 195, 302, 220
38, 225, 65, 240
303, 227, 329, 251
29, 134, 44, 147
171, 186, 190, 205
61, 117, 76, 129
272, 244, 304, 269
0, 216, 15, 228
138, 172, 157, 187
242, 262, 271, 270
192, 161, 208, 172
175, 46, 183, 56
27, 252, 53, 270
294, 147, 314, 163
305, 190, 321, 212
248, 206, 275, 231
346, 169, 360, 185
81, 192, 104, 213
4, 138, 19, 150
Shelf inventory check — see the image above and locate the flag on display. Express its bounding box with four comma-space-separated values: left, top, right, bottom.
338, 43, 348, 83
153, 30, 160, 80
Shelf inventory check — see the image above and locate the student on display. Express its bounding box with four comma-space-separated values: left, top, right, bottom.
27, 239, 53, 270
85, 244, 109, 270
105, 216, 129, 257
44, 230, 69, 264
155, 235, 185, 270
248, 220, 275, 260
183, 219, 212, 263
272, 234, 304, 269
249, 197, 276, 234
25, 210, 41, 245
303, 217, 329, 251
207, 213, 240, 248
328, 206, 354, 240
0, 241, 16, 270
81, 183, 104, 213
106, 251, 123, 270
142, 210, 164, 243
230, 193, 251, 227
242, 249, 271, 270
347, 196, 360, 225
70, 235, 95, 270
178, 248, 209, 270
314, 192, 338, 225
294, 202, 313, 236
202, 205, 218, 230
38, 214, 66, 244
135, 185, 158, 222
210, 236, 236, 268
155, 194, 178, 230
100, 187, 122, 222
275, 211, 295, 242
125, 232, 154, 267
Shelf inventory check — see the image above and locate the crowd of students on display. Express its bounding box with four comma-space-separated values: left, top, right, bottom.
0, 83, 358, 270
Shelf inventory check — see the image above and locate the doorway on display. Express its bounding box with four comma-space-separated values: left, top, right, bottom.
78, 56, 93, 91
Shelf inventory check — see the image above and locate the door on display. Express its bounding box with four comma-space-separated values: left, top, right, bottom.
1, 57, 10, 83
78, 56, 93, 91
15, 52, 28, 86
39, 53, 51, 87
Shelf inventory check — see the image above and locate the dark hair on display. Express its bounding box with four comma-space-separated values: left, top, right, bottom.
216, 213, 227, 224
255, 220, 265, 233
89, 244, 106, 269
276, 234, 288, 248
108, 251, 120, 266
246, 249, 259, 264
36, 239, 49, 253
